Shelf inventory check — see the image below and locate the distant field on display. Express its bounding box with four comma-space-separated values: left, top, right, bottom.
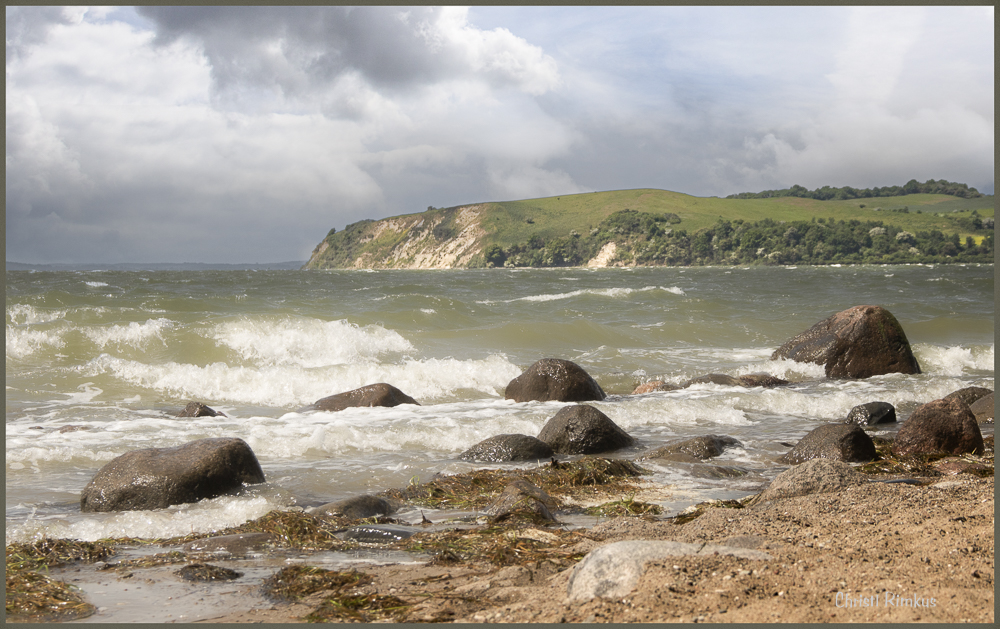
475, 189, 994, 244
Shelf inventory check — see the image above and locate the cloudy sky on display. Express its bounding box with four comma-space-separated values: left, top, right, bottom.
6, 5, 994, 264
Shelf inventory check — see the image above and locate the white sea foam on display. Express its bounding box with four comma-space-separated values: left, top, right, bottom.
85, 352, 522, 407
478, 285, 684, 305
5, 327, 67, 359
82, 318, 175, 349
914, 344, 994, 376
210, 317, 414, 368
5, 495, 281, 544
7, 304, 66, 325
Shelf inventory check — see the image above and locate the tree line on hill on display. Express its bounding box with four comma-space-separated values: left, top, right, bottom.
725, 179, 983, 201
480, 209, 994, 268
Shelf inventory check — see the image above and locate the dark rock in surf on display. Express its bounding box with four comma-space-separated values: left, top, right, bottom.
737, 373, 790, 388
771, 305, 921, 379
537, 405, 634, 455
893, 397, 984, 457
779, 423, 876, 464
312, 495, 399, 519
308, 383, 419, 412
632, 380, 681, 394
177, 401, 226, 418
679, 374, 789, 389
845, 401, 896, 426
460, 434, 554, 462
505, 358, 606, 403
643, 435, 743, 460
944, 386, 993, 408
80, 438, 265, 513
485, 479, 557, 523
682, 374, 742, 387
969, 393, 993, 424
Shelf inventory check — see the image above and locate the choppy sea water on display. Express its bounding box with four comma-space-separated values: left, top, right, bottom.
6, 265, 994, 543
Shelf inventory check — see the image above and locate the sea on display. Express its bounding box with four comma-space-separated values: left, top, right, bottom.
5, 264, 994, 544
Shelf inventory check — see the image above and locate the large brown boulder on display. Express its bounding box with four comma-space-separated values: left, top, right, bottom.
80, 438, 265, 512
505, 358, 606, 403
779, 423, 876, 464
893, 397, 984, 457
537, 405, 634, 455
308, 383, 419, 412
771, 305, 921, 379
460, 434, 554, 462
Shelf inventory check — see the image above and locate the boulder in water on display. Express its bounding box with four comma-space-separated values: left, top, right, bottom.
779, 423, 876, 464
845, 401, 896, 426
504, 358, 606, 403
642, 435, 742, 460
80, 437, 265, 512
771, 305, 921, 378
537, 405, 635, 455
460, 434, 554, 462
308, 383, 419, 412
177, 401, 225, 418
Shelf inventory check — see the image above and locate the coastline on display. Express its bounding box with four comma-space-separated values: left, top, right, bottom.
7, 454, 993, 624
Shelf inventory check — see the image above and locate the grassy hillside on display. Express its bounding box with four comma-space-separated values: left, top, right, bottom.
304, 189, 994, 269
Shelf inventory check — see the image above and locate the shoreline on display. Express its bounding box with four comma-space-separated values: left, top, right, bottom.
7, 450, 994, 624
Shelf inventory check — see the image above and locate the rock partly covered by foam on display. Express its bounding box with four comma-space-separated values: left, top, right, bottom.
504, 358, 606, 403
307, 383, 419, 412
779, 423, 877, 464
893, 397, 984, 456
460, 434, 554, 462
537, 405, 634, 455
771, 305, 921, 379
80, 438, 265, 512
177, 401, 226, 418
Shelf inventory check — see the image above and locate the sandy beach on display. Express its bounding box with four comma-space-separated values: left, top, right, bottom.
9, 448, 993, 624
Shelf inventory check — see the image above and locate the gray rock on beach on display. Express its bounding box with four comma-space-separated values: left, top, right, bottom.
845, 401, 896, 426
486, 479, 558, 522
893, 397, 984, 457
80, 437, 266, 512
567, 540, 772, 602
537, 405, 635, 455
460, 434, 554, 462
779, 423, 876, 464
771, 304, 921, 379
504, 358, 606, 403
306, 383, 419, 412
751, 458, 865, 505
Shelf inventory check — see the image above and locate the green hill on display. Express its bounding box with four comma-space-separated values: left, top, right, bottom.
303, 188, 994, 269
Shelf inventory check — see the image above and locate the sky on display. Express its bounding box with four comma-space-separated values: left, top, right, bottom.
5, 5, 994, 265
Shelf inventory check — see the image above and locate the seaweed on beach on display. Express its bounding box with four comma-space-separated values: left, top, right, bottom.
163, 509, 356, 550
4, 539, 115, 622
401, 525, 595, 568
671, 498, 749, 525
381, 458, 648, 512
857, 436, 993, 476
263, 566, 411, 623
585, 493, 663, 517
